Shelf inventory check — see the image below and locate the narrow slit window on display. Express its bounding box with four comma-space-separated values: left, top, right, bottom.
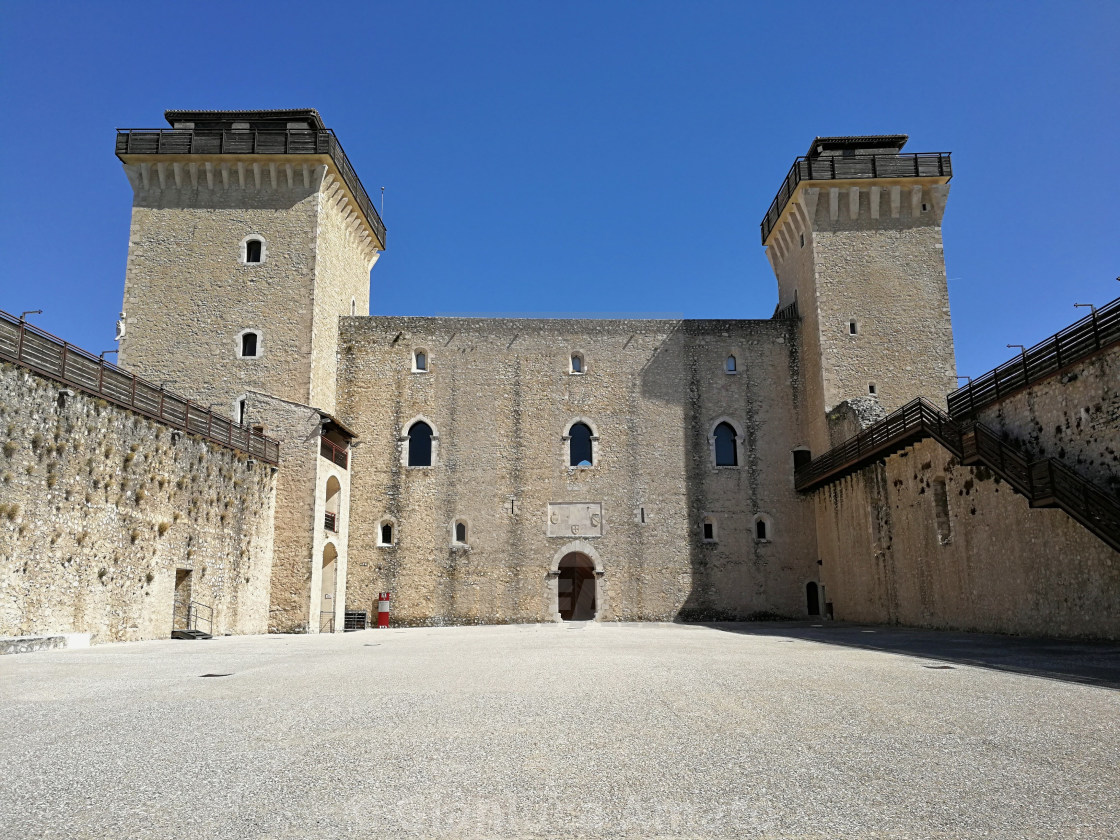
756, 519, 768, 540
455, 522, 467, 544
378, 522, 394, 545
799, 233, 805, 247
849, 320, 858, 335
245, 239, 262, 263
238, 398, 247, 426
241, 332, 259, 358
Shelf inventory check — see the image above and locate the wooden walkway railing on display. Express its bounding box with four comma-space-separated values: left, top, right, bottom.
795, 397, 1120, 553
320, 435, 349, 469
0, 309, 279, 465
947, 295, 1120, 418
761, 152, 951, 244
115, 127, 387, 249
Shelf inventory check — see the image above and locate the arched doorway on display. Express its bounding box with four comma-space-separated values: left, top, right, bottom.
806, 581, 820, 617
321, 543, 337, 632
558, 553, 596, 621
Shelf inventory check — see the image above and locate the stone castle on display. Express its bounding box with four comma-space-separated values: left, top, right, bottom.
2, 110, 1117, 643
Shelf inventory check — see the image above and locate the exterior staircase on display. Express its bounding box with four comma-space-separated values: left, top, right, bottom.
795, 397, 1120, 553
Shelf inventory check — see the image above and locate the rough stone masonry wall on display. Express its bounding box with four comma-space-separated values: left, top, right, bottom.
815, 436, 1120, 639
117, 160, 322, 412
308, 176, 377, 413
245, 391, 321, 634
0, 363, 276, 642
976, 343, 1119, 496
814, 221, 957, 412
336, 316, 818, 625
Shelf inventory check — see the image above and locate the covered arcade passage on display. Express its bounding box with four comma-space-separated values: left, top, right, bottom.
557, 552, 596, 621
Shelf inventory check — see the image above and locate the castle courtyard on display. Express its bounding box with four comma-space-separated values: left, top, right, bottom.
2, 622, 1118, 839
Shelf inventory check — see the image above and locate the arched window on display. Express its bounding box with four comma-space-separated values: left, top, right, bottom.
376, 519, 395, 546
245, 238, 263, 263
569, 422, 593, 467
725, 355, 737, 373
454, 521, 467, 544
570, 352, 584, 374
413, 349, 428, 372
238, 330, 261, 359
714, 422, 738, 466
407, 421, 433, 467
754, 514, 772, 542
324, 476, 341, 533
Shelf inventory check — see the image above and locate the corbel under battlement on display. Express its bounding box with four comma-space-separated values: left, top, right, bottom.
764, 181, 950, 267
122, 157, 383, 266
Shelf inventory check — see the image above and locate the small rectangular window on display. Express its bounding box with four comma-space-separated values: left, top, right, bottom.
849, 320, 858, 335
868, 383, 877, 396
703, 522, 714, 540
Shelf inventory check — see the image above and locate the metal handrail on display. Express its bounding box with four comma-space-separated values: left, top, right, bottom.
947, 295, 1120, 418
115, 127, 386, 249
0, 308, 279, 464
324, 511, 338, 532
188, 601, 213, 634
760, 152, 952, 244
795, 397, 1120, 553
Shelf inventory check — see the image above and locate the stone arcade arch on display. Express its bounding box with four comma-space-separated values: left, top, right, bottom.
548, 541, 604, 622
320, 542, 338, 632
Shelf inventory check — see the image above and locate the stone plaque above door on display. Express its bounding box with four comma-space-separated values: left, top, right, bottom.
547, 502, 603, 538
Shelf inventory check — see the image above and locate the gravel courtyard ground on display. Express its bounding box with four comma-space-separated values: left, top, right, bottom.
2, 621, 1118, 840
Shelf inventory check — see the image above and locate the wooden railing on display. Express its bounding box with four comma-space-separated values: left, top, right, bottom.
115, 128, 387, 249
796, 397, 1120, 553
794, 399, 962, 491
0, 309, 279, 465
772, 299, 800, 321
760, 152, 952, 244
320, 435, 349, 469
947, 295, 1120, 418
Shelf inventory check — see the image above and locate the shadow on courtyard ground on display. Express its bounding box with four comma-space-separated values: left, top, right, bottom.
696, 620, 1120, 690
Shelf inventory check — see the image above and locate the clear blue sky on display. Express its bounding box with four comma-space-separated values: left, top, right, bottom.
1, 1, 1116, 380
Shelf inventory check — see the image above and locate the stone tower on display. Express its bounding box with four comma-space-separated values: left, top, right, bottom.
115, 109, 385, 419
114, 110, 386, 634
762, 135, 956, 451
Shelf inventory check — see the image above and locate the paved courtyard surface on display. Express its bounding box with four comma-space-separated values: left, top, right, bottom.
2, 621, 1118, 840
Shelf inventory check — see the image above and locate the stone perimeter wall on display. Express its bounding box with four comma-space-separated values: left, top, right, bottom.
337, 316, 819, 625
815, 436, 1119, 639
977, 344, 1119, 497
0, 363, 276, 642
